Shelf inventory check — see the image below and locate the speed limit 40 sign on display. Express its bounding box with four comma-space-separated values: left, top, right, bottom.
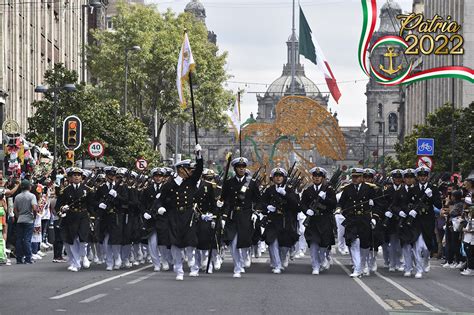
88, 141, 105, 159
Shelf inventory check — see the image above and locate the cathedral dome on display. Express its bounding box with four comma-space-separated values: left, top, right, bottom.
185, 0, 206, 21
266, 74, 321, 96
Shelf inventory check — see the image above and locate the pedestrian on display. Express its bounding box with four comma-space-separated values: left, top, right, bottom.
13, 179, 38, 264
221, 157, 261, 278
300, 167, 336, 275
261, 167, 299, 274
157, 144, 203, 280
337, 168, 375, 278
407, 166, 442, 279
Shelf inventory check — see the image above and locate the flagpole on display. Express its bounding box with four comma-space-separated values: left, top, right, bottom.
188, 72, 199, 145
238, 91, 242, 156
290, 0, 296, 94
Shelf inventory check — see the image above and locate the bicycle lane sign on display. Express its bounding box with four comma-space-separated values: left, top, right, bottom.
416, 138, 434, 156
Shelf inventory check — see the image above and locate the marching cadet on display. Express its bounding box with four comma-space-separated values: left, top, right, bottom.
221, 157, 261, 278
55, 167, 94, 272
383, 169, 405, 272
96, 166, 128, 271
142, 167, 171, 272
338, 168, 376, 277
300, 167, 337, 275
195, 169, 221, 273
116, 168, 133, 268
394, 168, 418, 277
261, 167, 299, 274
157, 144, 203, 280
362, 168, 386, 275
407, 166, 442, 278
126, 171, 145, 266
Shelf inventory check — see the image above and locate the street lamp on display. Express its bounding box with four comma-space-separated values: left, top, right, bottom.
82, 0, 105, 83
123, 45, 141, 115
35, 83, 77, 170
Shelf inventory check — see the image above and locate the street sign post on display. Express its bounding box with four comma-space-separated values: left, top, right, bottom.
135, 158, 148, 170
417, 156, 433, 170
87, 140, 105, 159
416, 138, 434, 156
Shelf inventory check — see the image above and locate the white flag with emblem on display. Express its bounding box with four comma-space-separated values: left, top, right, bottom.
176, 32, 195, 109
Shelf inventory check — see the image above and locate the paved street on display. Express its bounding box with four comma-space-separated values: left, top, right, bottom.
1, 250, 472, 315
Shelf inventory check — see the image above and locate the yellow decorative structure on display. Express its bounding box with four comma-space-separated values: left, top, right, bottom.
242, 96, 346, 179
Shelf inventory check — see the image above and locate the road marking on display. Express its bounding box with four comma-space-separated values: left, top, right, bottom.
385, 299, 403, 310
374, 271, 442, 312
50, 265, 152, 300
429, 280, 474, 302
252, 258, 269, 264
79, 293, 108, 303
397, 299, 413, 307
127, 272, 156, 285
333, 258, 392, 311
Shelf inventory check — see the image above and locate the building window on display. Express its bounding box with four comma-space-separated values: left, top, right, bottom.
378, 123, 383, 134
377, 103, 383, 118
106, 17, 113, 30
388, 113, 398, 133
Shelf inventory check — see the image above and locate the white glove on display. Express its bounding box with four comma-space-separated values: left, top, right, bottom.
143, 212, 152, 220
201, 213, 213, 222
62, 205, 70, 211
60, 212, 67, 218
276, 187, 286, 196
157, 207, 166, 215
306, 209, 315, 216
318, 191, 326, 200
267, 205, 276, 212
385, 211, 393, 218
155, 193, 161, 199
99, 203, 107, 210
109, 189, 117, 198
211, 221, 216, 229
221, 219, 226, 230
369, 199, 374, 206
251, 213, 258, 223
195, 144, 202, 158
371, 218, 376, 229
216, 200, 224, 208
425, 188, 433, 198
399, 211, 407, 218
297, 212, 306, 220
409, 210, 417, 218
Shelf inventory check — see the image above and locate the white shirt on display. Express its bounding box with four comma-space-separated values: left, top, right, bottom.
174, 176, 183, 186
314, 184, 322, 192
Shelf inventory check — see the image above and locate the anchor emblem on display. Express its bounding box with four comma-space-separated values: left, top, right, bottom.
379, 46, 402, 75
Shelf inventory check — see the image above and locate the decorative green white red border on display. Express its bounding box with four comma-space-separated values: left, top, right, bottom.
358, 0, 474, 85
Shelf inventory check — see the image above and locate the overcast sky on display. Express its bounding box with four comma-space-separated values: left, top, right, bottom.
146, 0, 412, 126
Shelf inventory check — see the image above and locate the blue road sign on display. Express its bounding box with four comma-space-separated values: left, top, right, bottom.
417, 138, 435, 156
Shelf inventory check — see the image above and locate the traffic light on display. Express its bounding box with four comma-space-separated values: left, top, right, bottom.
63, 115, 82, 150
65, 150, 75, 167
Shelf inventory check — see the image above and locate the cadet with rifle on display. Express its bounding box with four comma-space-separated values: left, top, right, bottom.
300, 167, 337, 275
260, 167, 299, 274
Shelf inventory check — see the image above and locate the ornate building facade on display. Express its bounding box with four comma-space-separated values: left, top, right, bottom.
365, 2, 403, 165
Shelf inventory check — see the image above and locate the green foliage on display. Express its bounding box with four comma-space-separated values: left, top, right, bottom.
87, 3, 234, 138
394, 103, 474, 176
27, 64, 160, 168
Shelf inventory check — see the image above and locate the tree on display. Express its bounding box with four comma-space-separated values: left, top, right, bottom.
87, 3, 234, 148
394, 103, 474, 176
27, 64, 160, 167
